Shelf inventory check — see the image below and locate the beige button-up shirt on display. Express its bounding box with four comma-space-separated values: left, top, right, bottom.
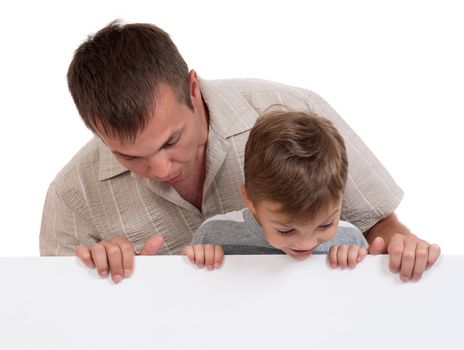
40, 78, 403, 255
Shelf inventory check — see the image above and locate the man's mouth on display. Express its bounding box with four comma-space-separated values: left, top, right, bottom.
163, 173, 182, 184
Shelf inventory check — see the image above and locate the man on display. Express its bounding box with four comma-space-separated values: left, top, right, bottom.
40, 20, 440, 283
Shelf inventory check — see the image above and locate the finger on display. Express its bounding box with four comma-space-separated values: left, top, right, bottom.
426, 244, 441, 268
358, 247, 368, 263
214, 245, 224, 269
328, 245, 339, 268
182, 246, 195, 264
101, 241, 124, 284
411, 240, 429, 281
113, 237, 135, 278
398, 236, 417, 281
337, 245, 349, 269
387, 234, 404, 273
193, 244, 205, 268
347, 245, 360, 268
203, 244, 215, 270
90, 243, 109, 278
76, 244, 95, 269
368, 236, 386, 255
140, 234, 164, 255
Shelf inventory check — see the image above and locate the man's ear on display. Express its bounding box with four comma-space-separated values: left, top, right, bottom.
188, 69, 200, 102
240, 184, 257, 215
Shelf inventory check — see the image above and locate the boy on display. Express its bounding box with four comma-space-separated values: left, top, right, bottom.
183, 110, 368, 269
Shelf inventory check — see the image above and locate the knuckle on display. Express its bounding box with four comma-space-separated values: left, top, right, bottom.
402, 251, 415, 261
416, 248, 428, 258
389, 246, 403, 255
91, 243, 105, 254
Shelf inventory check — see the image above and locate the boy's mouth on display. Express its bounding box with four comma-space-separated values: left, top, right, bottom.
288, 248, 314, 256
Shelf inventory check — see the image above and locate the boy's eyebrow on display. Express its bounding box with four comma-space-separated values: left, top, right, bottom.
325, 209, 339, 219
321, 209, 340, 223
269, 208, 340, 226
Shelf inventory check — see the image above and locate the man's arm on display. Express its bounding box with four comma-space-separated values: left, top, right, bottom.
40, 182, 97, 256
364, 212, 441, 281
364, 212, 413, 248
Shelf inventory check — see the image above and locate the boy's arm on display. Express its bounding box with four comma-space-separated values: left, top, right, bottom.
365, 212, 441, 281
183, 222, 225, 270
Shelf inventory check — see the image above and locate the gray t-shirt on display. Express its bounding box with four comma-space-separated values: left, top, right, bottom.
191, 208, 368, 255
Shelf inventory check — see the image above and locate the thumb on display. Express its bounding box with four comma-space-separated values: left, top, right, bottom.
368, 236, 386, 255
140, 234, 164, 255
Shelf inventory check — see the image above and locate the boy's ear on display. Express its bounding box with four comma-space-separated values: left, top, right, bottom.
240, 184, 257, 215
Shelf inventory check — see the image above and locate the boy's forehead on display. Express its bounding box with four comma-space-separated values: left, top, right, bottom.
260, 199, 341, 224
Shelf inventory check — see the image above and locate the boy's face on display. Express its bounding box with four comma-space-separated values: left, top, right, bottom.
242, 187, 342, 260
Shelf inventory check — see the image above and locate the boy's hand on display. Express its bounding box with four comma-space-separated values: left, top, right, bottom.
328, 244, 368, 269
76, 234, 164, 283
368, 234, 441, 281
182, 244, 224, 270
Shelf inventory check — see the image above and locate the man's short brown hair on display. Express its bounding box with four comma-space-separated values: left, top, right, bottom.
244, 110, 348, 222
67, 20, 193, 144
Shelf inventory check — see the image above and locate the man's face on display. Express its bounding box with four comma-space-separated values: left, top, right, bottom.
252, 199, 342, 260
97, 77, 208, 185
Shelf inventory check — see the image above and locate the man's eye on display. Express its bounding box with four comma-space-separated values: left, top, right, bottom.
165, 135, 180, 148
277, 229, 295, 236
120, 155, 137, 161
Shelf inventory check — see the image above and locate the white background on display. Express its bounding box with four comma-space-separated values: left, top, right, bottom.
0, 0, 462, 256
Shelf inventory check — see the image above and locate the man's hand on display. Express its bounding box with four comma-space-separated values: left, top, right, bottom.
368, 234, 441, 281
182, 244, 224, 270
76, 235, 164, 283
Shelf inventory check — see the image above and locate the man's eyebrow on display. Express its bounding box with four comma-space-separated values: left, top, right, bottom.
112, 130, 182, 158
112, 150, 138, 158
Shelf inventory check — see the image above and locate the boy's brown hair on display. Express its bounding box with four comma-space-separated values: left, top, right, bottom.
67, 20, 193, 144
244, 110, 348, 222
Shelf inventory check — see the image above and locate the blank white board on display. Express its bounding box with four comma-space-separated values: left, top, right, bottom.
0, 255, 462, 350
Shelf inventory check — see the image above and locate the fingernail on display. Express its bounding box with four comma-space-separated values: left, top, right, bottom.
206, 265, 213, 271
214, 263, 221, 269
124, 269, 132, 278
113, 274, 122, 283
100, 271, 108, 278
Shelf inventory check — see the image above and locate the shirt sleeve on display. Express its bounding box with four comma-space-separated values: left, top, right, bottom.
39, 182, 98, 256
302, 90, 404, 232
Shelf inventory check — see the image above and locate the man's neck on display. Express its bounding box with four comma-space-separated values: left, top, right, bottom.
173, 144, 207, 211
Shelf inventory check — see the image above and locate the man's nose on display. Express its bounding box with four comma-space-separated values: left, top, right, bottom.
147, 154, 172, 180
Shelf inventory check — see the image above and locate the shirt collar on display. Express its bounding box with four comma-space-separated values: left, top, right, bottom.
97, 138, 129, 181
198, 77, 258, 139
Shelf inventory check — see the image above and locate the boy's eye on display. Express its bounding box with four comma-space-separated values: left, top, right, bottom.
277, 229, 295, 236
318, 222, 333, 230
